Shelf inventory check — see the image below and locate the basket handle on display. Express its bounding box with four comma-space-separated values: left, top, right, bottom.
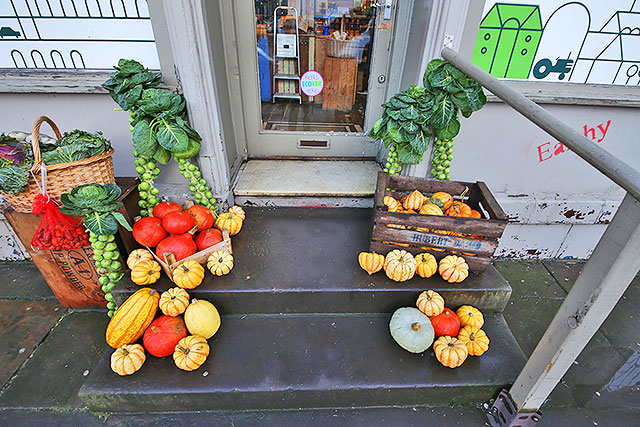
30, 116, 62, 173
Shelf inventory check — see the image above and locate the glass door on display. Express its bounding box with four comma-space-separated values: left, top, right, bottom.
235, 0, 398, 157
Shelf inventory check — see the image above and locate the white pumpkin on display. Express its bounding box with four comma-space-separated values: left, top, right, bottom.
389, 307, 435, 353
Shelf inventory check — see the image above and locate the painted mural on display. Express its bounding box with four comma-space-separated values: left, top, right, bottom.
473, 1, 640, 85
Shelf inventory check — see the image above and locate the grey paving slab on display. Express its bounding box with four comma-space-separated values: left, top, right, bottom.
80, 313, 526, 412
0, 311, 109, 409
494, 260, 566, 300
0, 262, 55, 299
0, 300, 64, 389
542, 259, 585, 293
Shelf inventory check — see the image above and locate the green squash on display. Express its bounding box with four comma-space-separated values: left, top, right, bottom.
389, 307, 435, 353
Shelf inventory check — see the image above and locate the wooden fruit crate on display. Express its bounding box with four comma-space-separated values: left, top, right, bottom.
370, 172, 508, 272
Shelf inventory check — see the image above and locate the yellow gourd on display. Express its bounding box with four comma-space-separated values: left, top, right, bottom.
207, 251, 234, 276
358, 252, 385, 275
130, 259, 161, 286
184, 298, 221, 339
415, 253, 438, 278
172, 259, 205, 289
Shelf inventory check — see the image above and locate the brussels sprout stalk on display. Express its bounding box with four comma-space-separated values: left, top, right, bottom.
177, 158, 218, 215
89, 231, 124, 317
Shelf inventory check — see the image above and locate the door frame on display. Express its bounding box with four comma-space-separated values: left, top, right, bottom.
220, 0, 416, 158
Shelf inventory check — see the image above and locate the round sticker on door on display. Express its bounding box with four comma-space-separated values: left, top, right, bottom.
300, 70, 324, 97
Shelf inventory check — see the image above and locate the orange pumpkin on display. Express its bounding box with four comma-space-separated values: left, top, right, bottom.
358, 252, 385, 275
416, 289, 444, 317
458, 326, 490, 356
173, 335, 210, 371
383, 249, 417, 282
456, 305, 484, 330
402, 190, 425, 210
383, 196, 401, 212
419, 203, 443, 216
215, 212, 243, 235
172, 259, 205, 290
110, 344, 146, 376
430, 192, 453, 210
127, 249, 154, 270
438, 255, 469, 283
228, 205, 246, 220
130, 259, 162, 286
415, 253, 438, 278
469, 209, 481, 219
446, 201, 472, 217
159, 287, 190, 316
433, 336, 468, 368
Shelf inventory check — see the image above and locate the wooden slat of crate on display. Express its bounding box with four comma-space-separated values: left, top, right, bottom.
374, 211, 506, 238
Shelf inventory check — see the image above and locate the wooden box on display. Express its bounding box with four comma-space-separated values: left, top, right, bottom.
370, 172, 508, 272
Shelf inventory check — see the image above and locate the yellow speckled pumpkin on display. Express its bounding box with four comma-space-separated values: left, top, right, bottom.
173, 335, 210, 371
458, 326, 490, 356
383, 196, 401, 212
433, 335, 468, 368
416, 289, 445, 317
419, 203, 443, 216
358, 252, 385, 275
228, 205, 246, 220
127, 249, 154, 270
384, 249, 417, 282
215, 212, 243, 235
415, 253, 438, 278
110, 343, 146, 376
159, 287, 190, 317
456, 305, 484, 330
106, 288, 159, 348
130, 259, 161, 286
438, 255, 469, 283
172, 259, 205, 289
207, 251, 234, 276
402, 190, 425, 210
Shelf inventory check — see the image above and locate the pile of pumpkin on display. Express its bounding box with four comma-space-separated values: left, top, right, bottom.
384, 189, 481, 219
128, 201, 242, 287
390, 290, 489, 368
359, 249, 469, 283
106, 286, 220, 375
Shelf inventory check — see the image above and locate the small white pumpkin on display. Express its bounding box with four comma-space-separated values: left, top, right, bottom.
389, 307, 435, 353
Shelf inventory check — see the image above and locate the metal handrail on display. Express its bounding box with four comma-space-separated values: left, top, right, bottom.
441, 47, 640, 201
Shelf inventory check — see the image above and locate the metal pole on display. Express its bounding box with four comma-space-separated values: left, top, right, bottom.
441, 47, 640, 201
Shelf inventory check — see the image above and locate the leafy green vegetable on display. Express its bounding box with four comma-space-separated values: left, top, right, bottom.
0, 135, 32, 194
59, 183, 132, 235
0, 165, 30, 194
42, 130, 111, 165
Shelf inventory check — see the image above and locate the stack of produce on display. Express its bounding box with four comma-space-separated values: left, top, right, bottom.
358, 249, 469, 284
383, 189, 481, 221
389, 290, 490, 369
106, 286, 220, 375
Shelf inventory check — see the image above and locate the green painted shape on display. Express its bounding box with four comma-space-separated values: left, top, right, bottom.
473, 3, 543, 79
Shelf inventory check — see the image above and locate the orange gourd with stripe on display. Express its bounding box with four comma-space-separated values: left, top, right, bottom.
430, 192, 453, 210
438, 255, 469, 283
173, 335, 210, 371
419, 203, 443, 216
402, 190, 425, 210
126, 249, 154, 270
229, 205, 246, 220
446, 201, 472, 217
434, 336, 468, 368
215, 212, 243, 235
110, 344, 146, 376
415, 253, 438, 278
159, 287, 190, 317
383, 196, 401, 212
416, 289, 444, 317
458, 326, 490, 356
384, 249, 417, 282
130, 259, 161, 286
456, 305, 484, 330
106, 288, 160, 348
358, 252, 385, 275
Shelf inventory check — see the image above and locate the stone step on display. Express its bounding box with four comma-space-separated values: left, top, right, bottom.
79, 313, 526, 412
114, 208, 512, 313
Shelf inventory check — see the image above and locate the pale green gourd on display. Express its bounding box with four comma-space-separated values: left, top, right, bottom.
389, 307, 435, 353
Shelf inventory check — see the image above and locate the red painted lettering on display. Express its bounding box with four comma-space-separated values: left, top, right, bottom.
538, 142, 552, 162
597, 120, 611, 142
553, 142, 569, 156
584, 125, 597, 140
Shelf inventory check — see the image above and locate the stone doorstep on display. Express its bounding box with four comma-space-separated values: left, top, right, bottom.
79, 313, 526, 412
113, 264, 512, 314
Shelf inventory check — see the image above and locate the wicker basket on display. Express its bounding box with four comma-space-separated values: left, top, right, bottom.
1, 116, 115, 213
325, 38, 361, 58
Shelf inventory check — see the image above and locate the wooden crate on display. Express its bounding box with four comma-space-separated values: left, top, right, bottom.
370, 172, 508, 272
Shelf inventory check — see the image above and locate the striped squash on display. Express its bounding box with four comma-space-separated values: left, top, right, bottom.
106, 288, 160, 348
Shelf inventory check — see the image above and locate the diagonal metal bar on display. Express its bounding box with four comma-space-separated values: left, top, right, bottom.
441, 47, 640, 201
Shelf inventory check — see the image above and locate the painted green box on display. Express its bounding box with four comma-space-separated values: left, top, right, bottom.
472, 3, 543, 79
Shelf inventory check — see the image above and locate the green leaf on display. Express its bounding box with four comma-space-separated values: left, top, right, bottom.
0, 165, 29, 194
84, 212, 118, 236
424, 59, 445, 78
153, 146, 171, 164
401, 105, 420, 121
116, 59, 145, 76
387, 109, 403, 120
132, 120, 158, 157
401, 120, 419, 134
369, 118, 385, 139
102, 183, 122, 201
398, 127, 413, 143
396, 142, 423, 164
430, 95, 456, 129
112, 211, 133, 231
117, 84, 143, 110
405, 85, 426, 99
395, 94, 416, 104
435, 116, 460, 140
428, 67, 455, 89
156, 121, 189, 152
410, 130, 430, 154
138, 89, 184, 116
175, 117, 201, 141
390, 97, 409, 109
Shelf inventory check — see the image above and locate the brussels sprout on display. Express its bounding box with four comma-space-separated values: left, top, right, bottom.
142, 172, 152, 180
110, 261, 122, 271
136, 166, 145, 174
107, 309, 115, 317
139, 200, 148, 208
139, 182, 150, 191
150, 187, 159, 195
140, 209, 149, 216
107, 301, 116, 309
105, 293, 113, 301
100, 259, 112, 268
139, 191, 149, 199
94, 241, 106, 250
99, 276, 110, 286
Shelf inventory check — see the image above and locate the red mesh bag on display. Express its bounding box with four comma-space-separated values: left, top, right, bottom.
31, 193, 90, 250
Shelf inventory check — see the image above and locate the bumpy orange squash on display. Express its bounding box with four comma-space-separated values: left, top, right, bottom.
358, 252, 385, 275
456, 305, 484, 330
446, 201, 472, 217
106, 287, 160, 348
431, 192, 453, 210
172, 259, 205, 289
402, 190, 425, 210
416, 289, 445, 317
228, 205, 246, 220
215, 212, 243, 235
415, 253, 438, 278
127, 249, 154, 270
384, 249, 417, 282
383, 196, 401, 212
433, 335, 468, 368
458, 326, 490, 356
174, 335, 210, 371
419, 203, 443, 216
130, 259, 161, 286
159, 287, 190, 317
438, 255, 469, 283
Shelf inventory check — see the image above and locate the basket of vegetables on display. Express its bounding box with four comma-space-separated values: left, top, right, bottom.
0, 116, 115, 213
